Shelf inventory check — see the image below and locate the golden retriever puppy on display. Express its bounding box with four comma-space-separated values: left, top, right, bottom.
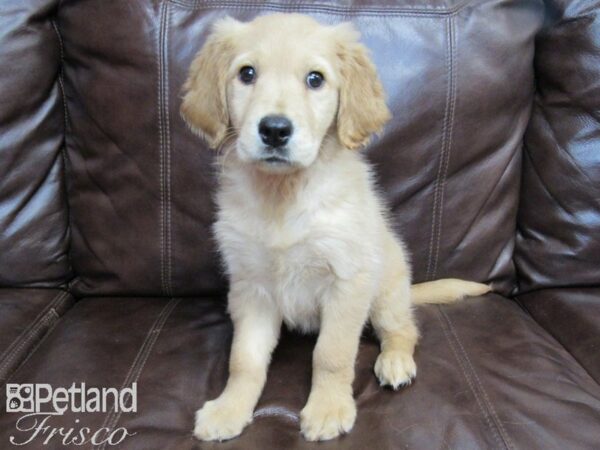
181, 13, 490, 442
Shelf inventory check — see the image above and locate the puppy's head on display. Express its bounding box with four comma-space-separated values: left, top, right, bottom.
181, 14, 390, 173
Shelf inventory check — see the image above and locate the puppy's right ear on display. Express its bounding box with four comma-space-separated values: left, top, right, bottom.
180, 18, 242, 149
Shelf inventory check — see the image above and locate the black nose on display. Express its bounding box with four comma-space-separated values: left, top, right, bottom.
259, 115, 293, 147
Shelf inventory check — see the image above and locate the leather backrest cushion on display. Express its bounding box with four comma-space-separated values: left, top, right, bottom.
58, 0, 543, 297
515, 0, 600, 293
0, 0, 72, 287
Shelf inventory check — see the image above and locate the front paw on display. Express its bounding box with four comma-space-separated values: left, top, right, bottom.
300, 393, 356, 441
193, 398, 253, 442
374, 350, 417, 389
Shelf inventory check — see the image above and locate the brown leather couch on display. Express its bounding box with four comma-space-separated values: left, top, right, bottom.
1, 0, 599, 449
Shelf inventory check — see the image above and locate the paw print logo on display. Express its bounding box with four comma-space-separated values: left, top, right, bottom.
6, 384, 34, 413
8, 398, 21, 410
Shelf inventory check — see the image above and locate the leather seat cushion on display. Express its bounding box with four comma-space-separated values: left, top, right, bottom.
1, 294, 599, 449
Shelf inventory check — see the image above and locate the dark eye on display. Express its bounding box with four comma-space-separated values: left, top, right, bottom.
239, 66, 256, 84
306, 71, 324, 89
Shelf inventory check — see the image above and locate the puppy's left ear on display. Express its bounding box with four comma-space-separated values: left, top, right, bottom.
180, 17, 243, 149
334, 24, 391, 150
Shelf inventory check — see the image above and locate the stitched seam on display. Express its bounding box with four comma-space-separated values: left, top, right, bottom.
161, 2, 166, 295
157, 1, 167, 296
437, 307, 513, 450
0, 291, 68, 367
164, 2, 173, 297
431, 16, 457, 279
3, 310, 65, 386
168, 0, 471, 16
426, 17, 452, 279
0, 310, 60, 375
95, 298, 181, 450
157, 0, 173, 297
444, 311, 515, 449
425, 17, 448, 279
0, 308, 60, 384
0, 291, 63, 364
436, 308, 504, 449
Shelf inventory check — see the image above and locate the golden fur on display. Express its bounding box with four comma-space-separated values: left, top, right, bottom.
181, 13, 490, 442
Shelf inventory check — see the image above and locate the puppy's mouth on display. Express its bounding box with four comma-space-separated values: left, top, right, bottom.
261, 155, 290, 164
252, 148, 300, 174
258, 147, 293, 166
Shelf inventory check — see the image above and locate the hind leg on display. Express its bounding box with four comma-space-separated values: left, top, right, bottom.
370, 239, 419, 389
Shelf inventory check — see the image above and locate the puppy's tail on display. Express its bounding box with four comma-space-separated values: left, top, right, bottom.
411, 279, 491, 305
